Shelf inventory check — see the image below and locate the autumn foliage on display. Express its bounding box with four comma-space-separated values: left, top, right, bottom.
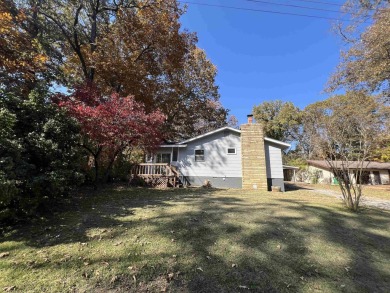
12, 0, 227, 140
57, 84, 165, 184
0, 1, 46, 92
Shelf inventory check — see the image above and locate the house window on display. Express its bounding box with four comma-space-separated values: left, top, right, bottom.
172, 148, 178, 162
156, 153, 171, 164
195, 149, 204, 162
227, 148, 236, 155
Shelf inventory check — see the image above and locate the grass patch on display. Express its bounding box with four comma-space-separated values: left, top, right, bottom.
1, 187, 390, 292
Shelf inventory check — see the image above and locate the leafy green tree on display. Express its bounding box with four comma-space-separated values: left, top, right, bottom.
253, 100, 301, 142
0, 87, 83, 223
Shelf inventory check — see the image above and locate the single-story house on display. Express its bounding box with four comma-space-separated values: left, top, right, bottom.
141, 116, 290, 191
306, 160, 390, 185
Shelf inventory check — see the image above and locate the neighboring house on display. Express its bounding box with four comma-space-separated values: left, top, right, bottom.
142, 116, 290, 191
306, 160, 390, 185
283, 165, 300, 182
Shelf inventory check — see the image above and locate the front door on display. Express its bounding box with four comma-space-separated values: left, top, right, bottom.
156, 153, 171, 164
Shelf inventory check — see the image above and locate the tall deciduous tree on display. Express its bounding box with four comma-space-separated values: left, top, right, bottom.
157, 47, 227, 140
0, 0, 47, 94
301, 92, 388, 211
57, 84, 165, 186
1, 1, 86, 223
328, 6, 390, 96
14, 0, 227, 139
227, 115, 239, 129
253, 100, 301, 142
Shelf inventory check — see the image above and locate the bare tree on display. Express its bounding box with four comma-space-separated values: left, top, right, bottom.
303, 92, 388, 211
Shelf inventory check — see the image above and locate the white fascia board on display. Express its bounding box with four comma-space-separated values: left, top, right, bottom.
159, 144, 187, 148
264, 137, 291, 149
178, 127, 241, 144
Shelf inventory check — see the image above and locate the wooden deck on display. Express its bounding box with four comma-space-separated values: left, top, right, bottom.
131, 163, 185, 188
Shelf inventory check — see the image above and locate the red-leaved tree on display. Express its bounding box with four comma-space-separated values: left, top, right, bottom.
57, 84, 165, 186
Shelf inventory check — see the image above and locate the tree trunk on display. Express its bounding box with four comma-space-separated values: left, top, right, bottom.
103, 148, 122, 183
94, 155, 99, 190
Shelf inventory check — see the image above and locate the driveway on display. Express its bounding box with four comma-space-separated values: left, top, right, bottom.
285, 183, 390, 210
311, 188, 390, 210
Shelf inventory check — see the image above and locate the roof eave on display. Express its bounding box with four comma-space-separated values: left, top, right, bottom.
264, 137, 291, 149
178, 126, 241, 144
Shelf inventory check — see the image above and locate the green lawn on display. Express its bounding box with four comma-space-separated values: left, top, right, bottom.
1, 187, 390, 292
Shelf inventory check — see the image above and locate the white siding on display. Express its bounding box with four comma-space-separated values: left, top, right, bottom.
379, 170, 390, 184
265, 142, 284, 179
177, 130, 242, 177
306, 166, 334, 184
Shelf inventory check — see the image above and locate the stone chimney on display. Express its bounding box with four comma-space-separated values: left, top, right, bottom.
240, 115, 267, 190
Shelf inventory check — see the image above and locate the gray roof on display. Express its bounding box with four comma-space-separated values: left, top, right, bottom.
178, 126, 290, 149
307, 160, 390, 170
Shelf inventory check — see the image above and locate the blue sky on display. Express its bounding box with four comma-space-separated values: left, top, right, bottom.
179, 0, 346, 124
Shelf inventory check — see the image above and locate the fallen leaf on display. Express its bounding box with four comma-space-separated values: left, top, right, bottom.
0, 252, 10, 258
110, 275, 119, 283
84, 262, 89, 266
167, 272, 174, 282
3, 286, 16, 292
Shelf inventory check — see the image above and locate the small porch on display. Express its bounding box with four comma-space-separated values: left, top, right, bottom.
131, 163, 188, 188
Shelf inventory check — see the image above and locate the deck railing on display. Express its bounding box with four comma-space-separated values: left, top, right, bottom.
132, 163, 174, 177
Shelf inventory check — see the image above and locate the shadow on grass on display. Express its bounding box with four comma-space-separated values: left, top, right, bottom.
1, 186, 390, 292
284, 182, 315, 192
159, 195, 390, 292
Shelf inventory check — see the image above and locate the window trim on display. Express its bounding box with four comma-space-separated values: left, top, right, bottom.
194, 149, 205, 162
227, 147, 237, 155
